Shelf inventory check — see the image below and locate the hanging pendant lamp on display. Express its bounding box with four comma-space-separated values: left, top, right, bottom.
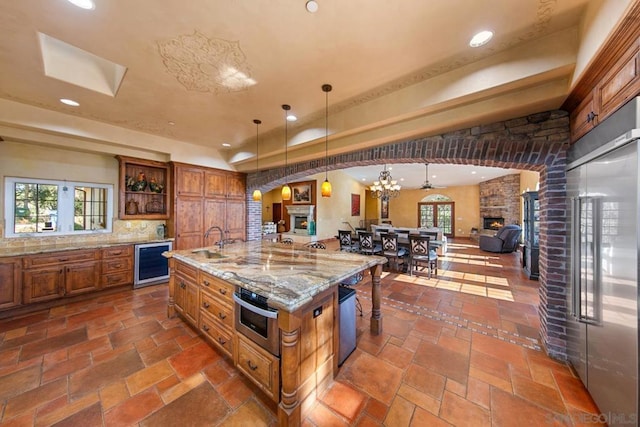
281, 104, 292, 201
321, 84, 332, 197
252, 119, 262, 201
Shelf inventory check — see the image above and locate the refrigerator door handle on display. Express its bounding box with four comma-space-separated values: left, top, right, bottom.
589, 197, 602, 325
570, 197, 582, 319
573, 196, 601, 325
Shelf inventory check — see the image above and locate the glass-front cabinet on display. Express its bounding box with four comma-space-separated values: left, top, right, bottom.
522, 191, 539, 279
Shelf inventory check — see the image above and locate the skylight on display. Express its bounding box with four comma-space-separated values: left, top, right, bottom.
38, 32, 127, 97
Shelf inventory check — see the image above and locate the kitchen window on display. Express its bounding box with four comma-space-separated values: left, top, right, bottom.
4, 177, 113, 237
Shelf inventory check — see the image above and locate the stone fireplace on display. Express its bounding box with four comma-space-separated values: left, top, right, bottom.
479, 174, 521, 228
285, 205, 315, 234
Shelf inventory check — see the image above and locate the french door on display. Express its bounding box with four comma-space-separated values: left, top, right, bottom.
418, 202, 454, 237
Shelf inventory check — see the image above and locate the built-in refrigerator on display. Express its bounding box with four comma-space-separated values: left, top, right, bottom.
567, 97, 639, 425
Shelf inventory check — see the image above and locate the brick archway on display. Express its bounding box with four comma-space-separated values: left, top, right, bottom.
247, 110, 570, 359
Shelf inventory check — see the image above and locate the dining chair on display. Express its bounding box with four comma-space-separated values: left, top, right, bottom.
358, 231, 382, 255
380, 232, 407, 272
408, 234, 438, 278
305, 241, 326, 249
338, 230, 359, 252
420, 230, 439, 242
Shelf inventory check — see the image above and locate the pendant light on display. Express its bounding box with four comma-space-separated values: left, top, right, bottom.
252, 119, 262, 201
321, 84, 332, 197
281, 104, 292, 201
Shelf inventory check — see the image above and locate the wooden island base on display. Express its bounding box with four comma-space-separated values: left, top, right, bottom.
165, 241, 386, 426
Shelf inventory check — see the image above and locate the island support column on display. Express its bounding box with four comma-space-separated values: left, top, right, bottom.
369, 263, 383, 335
278, 310, 302, 427
166, 257, 176, 318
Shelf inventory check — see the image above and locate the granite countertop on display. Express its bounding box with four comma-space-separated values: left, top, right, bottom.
167, 240, 387, 313
0, 238, 174, 258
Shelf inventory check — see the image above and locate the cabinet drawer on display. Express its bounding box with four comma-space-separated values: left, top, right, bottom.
199, 271, 233, 304
102, 245, 132, 259
175, 260, 198, 282
102, 271, 133, 288
236, 334, 279, 400
24, 249, 99, 268
200, 315, 233, 358
102, 257, 133, 274
200, 292, 233, 329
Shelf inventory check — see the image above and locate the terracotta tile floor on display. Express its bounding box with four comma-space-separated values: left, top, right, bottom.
0, 239, 601, 426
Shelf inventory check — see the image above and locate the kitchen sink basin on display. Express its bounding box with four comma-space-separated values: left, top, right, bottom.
191, 249, 226, 259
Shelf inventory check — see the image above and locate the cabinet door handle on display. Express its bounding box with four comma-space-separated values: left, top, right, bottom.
217, 337, 226, 345
218, 312, 226, 320
202, 325, 210, 332
219, 288, 227, 295
247, 360, 258, 371
203, 302, 210, 309
203, 280, 210, 287
59, 258, 69, 262
114, 263, 122, 269
180, 281, 186, 289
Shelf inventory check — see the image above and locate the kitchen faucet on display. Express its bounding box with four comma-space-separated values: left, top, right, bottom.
204, 225, 225, 248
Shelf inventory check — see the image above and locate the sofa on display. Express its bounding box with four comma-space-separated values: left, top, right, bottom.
478, 225, 522, 253
370, 224, 447, 255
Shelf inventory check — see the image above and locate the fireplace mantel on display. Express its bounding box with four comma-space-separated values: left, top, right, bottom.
285, 205, 315, 216
285, 205, 315, 234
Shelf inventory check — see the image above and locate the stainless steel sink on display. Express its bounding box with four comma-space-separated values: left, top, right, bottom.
191, 249, 226, 259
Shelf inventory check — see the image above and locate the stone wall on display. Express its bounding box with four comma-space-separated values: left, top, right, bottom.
479, 174, 521, 227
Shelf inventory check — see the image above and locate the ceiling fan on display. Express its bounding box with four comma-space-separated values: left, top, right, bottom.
420, 163, 446, 190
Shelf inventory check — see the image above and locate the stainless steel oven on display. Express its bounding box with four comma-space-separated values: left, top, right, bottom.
233, 287, 280, 356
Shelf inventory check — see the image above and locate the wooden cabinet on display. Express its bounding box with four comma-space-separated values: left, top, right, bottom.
522, 191, 539, 280
169, 162, 246, 250
101, 245, 133, 288
173, 260, 199, 325
23, 267, 64, 303
116, 155, 170, 220
0, 257, 22, 310
174, 196, 204, 250
23, 249, 101, 303
199, 271, 234, 358
175, 164, 204, 197
204, 170, 245, 200
235, 333, 280, 401
566, 23, 640, 142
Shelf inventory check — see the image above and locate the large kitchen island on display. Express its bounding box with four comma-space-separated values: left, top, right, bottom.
165, 240, 386, 426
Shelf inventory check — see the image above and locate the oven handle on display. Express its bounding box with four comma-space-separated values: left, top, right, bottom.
232, 293, 278, 319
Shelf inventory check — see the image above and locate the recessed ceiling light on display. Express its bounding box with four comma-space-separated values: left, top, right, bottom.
168, 121, 175, 126
60, 98, 79, 106
67, 0, 95, 10
222, 143, 231, 147
471, 171, 477, 174
469, 30, 493, 47
306, 1, 319, 13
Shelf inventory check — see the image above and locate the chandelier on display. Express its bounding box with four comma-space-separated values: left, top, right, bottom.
370, 165, 401, 201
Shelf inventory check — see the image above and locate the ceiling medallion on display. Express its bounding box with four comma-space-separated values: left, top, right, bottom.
157, 31, 255, 93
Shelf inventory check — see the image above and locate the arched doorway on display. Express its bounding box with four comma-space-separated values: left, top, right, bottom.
247, 110, 570, 360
